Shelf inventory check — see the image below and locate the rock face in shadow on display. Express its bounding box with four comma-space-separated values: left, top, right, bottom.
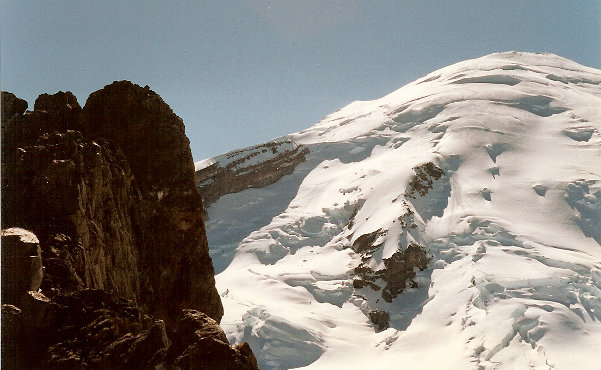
1, 85, 257, 369
80, 81, 222, 323
1, 228, 44, 302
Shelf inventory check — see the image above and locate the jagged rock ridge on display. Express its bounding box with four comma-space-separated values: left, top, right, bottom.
1, 83, 258, 369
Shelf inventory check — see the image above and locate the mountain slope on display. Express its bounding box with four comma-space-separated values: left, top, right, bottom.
196, 52, 601, 369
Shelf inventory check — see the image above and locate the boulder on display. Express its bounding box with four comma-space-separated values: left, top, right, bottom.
1, 228, 44, 302
34, 91, 81, 115
1, 91, 27, 119
33, 91, 81, 129
170, 309, 259, 370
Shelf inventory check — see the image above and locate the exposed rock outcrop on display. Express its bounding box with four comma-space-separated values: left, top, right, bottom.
1, 85, 257, 369
5, 130, 142, 302
80, 81, 222, 323
368, 310, 390, 331
351, 223, 430, 302
168, 310, 258, 369
196, 139, 308, 209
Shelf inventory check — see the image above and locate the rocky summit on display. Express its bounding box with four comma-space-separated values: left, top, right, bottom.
1, 83, 258, 369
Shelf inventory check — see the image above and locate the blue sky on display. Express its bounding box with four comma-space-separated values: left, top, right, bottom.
2, 1, 600, 160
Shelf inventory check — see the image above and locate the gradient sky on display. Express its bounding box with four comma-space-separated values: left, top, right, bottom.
2, 1, 600, 160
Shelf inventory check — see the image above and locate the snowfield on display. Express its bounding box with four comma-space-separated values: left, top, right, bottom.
200, 52, 601, 369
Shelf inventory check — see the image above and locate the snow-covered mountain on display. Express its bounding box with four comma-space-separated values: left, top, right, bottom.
195, 52, 601, 369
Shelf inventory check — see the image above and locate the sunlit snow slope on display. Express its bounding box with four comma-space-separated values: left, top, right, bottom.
198, 52, 601, 370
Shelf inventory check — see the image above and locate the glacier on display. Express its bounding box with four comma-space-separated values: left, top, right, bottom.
197, 52, 601, 369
